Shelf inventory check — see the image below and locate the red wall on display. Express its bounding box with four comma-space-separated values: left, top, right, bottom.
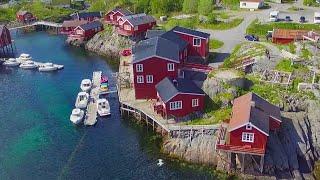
104, 12, 113, 22
133, 57, 179, 99
272, 37, 294, 44
164, 93, 205, 117
118, 21, 156, 36
229, 126, 267, 149
112, 11, 125, 26
269, 117, 281, 131
83, 26, 103, 40
0, 26, 11, 47
174, 32, 209, 58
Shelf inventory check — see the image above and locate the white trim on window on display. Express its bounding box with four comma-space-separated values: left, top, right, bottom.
136, 64, 143, 72
167, 63, 174, 71
246, 123, 252, 130
137, 75, 144, 83
169, 101, 182, 110
146, 75, 153, 83
192, 98, 199, 107
193, 38, 201, 47
124, 24, 131, 30
241, 132, 254, 143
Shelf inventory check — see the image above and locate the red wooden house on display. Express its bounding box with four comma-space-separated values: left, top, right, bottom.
70, 12, 102, 22
16, 11, 36, 23
68, 21, 103, 41
172, 26, 210, 60
60, 20, 88, 35
154, 77, 205, 118
104, 8, 132, 25
117, 13, 156, 37
216, 92, 281, 155
272, 29, 309, 44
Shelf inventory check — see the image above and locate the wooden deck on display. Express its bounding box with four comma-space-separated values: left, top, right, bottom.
84, 71, 101, 126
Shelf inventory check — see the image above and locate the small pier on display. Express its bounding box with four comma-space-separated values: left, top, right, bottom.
84, 71, 102, 126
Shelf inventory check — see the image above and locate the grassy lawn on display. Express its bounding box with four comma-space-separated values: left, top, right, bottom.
246, 19, 320, 37
184, 107, 232, 125
301, 45, 313, 60
275, 59, 294, 72
209, 39, 224, 49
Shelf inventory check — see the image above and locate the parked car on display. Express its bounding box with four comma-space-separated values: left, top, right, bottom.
285, 16, 291, 22
245, 35, 259, 42
300, 16, 306, 23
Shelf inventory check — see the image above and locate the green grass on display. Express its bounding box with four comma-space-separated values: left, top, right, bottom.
246, 19, 320, 37
301, 46, 312, 60
198, 18, 243, 30
304, 0, 320, 6
275, 59, 294, 72
314, 161, 320, 179
209, 39, 224, 49
0, 7, 20, 22
184, 107, 232, 125
289, 43, 296, 54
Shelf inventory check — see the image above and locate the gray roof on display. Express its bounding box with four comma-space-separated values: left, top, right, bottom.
172, 26, 210, 39
160, 31, 188, 50
79, 21, 103, 31
122, 13, 155, 26
112, 8, 132, 16
132, 37, 180, 63
156, 78, 205, 103
146, 30, 166, 39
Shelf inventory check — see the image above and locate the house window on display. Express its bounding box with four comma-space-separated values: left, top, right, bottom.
242, 2, 246, 6
167, 63, 174, 71
137, 75, 144, 83
170, 101, 182, 110
110, 15, 113, 20
193, 38, 201, 47
241, 132, 254, 143
124, 24, 131, 31
246, 124, 252, 130
192, 99, 199, 107
146, 75, 153, 83
136, 64, 143, 72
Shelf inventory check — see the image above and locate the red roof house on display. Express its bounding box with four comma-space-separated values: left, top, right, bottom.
104, 8, 132, 25
272, 29, 309, 44
16, 11, 36, 23
216, 92, 282, 155
68, 21, 103, 41
60, 20, 88, 35
154, 78, 205, 118
117, 13, 156, 37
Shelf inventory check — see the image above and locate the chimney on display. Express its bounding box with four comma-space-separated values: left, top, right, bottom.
173, 79, 178, 87
251, 101, 255, 108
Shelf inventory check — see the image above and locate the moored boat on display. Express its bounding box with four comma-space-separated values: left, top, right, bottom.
70, 108, 85, 124
97, 98, 110, 116
80, 79, 92, 92
3, 58, 20, 67
16, 53, 32, 62
75, 92, 89, 109
19, 60, 38, 69
38, 62, 58, 72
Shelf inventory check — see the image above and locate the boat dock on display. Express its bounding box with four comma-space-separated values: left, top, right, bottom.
84, 71, 102, 126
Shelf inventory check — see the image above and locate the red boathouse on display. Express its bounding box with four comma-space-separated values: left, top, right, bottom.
68, 21, 103, 41
104, 8, 132, 25
117, 13, 156, 37
60, 20, 88, 35
154, 77, 205, 118
16, 10, 36, 23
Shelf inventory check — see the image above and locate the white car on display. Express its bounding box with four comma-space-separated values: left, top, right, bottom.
270, 11, 279, 22
314, 12, 320, 24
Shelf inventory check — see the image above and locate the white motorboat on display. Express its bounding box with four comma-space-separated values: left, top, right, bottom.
16, 53, 32, 62
80, 79, 92, 92
70, 108, 85, 124
3, 58, 20, 67
38, 63, 58, 72
19, 60, 38, 69
75, 92, 89, 109
97, 98, 110, 116
157, 159, 164, 167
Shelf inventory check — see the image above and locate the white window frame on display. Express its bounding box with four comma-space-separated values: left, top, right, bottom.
169, 101, 182, 110
167, 63, 174, 71
241, 132, 254, 143
146, 75, 153, 83
246, 124, 252, 130
124, 24, 131, 31
193, 38, 201, 47
136, 64, 143, 72
137, 75, 144, 83
192, 98, 199, 107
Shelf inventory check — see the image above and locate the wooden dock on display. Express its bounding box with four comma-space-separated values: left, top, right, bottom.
84, 71, 102, 126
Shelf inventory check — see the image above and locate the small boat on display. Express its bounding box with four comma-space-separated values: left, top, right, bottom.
157, 159, 164, 167
70, 108, 84, 124
3, 58, 20, 67
80, 79, 92, 92
38, 63, 58, 72
19, 60, 38, 69
97, 98, 110, 116
75, 92, 89, 109
16, 53, 32, 62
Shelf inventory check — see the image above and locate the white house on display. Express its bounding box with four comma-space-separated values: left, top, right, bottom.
240, 0, 264, 9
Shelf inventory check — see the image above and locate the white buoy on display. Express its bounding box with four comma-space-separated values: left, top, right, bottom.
157, 159, 164, 166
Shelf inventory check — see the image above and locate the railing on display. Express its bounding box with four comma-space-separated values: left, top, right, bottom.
182, 62, 214, 73
216, 144, 265, 155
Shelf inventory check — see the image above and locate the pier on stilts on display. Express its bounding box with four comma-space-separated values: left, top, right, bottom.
84, 71, 102, 126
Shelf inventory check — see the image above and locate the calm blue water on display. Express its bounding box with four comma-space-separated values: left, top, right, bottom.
0, 32, 218, 180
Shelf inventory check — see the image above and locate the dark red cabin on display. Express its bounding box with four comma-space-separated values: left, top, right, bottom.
60, 20, 88, 35
104, 8, 132, 25
68, 21, 103, 41
117, 13, 156, 37
154, 77, 205, 118
272, 29, 309, 44
16, 11, 36, 23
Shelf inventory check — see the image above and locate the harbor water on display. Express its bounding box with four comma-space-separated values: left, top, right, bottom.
0, 32, 218, 179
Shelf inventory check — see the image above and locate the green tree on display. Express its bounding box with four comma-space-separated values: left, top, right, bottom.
182, 0, 198, 13
198, 0, 213, 15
